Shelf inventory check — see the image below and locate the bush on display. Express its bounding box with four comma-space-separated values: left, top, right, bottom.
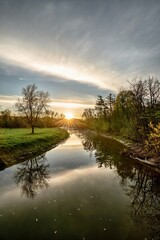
145, 122, 160, 157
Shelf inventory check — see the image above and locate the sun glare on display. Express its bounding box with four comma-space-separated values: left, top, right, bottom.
65, 112, 73, 120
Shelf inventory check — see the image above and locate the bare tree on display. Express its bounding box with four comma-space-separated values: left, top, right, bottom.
146, 76, 160, 109
128, 78, 146, 114
15, 84, 49, 134
14, 154, 50, 198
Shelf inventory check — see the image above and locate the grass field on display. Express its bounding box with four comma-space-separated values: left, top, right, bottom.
0, 128, 69, 167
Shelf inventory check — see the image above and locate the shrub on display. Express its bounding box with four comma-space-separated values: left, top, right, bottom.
145, 122, 160, 157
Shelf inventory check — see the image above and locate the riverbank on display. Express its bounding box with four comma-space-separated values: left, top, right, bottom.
0, 128, 69, 169
94, 132, 160, 170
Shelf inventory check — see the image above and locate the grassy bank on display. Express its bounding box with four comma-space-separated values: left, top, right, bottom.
0, 128, 69, 168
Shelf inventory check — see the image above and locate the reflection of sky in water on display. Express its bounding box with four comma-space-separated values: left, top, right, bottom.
46, 134, 95, 174
0, 133, 159, 240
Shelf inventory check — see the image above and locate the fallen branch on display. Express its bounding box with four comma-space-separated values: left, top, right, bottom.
129, 154, 160, 167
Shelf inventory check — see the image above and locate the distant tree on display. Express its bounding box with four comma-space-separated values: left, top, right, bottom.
60, 113, 65, 118
105, 93, 115, 115
0, 109, 12, 128
15, 84, 49, 134
105, 93, 115, 131
82, 108, 95, 119
95, 95, 107, 119
42, 110, 61, 127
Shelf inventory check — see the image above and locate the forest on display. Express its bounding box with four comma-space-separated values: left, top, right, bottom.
82, 77, 160, 158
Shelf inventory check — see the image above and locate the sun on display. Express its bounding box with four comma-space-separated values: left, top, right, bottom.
65, 112, 73, 120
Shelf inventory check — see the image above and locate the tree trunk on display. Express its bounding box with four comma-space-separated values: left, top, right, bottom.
31, 126, 34, 134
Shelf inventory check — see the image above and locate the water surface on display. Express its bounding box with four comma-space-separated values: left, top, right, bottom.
0, 131, 160, 240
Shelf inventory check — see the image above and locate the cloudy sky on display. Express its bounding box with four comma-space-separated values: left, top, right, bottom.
0, 0, 160, 117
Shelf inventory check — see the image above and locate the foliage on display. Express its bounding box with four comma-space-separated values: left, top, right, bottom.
0, 109, 12, 128
113, 90, 138, 138
144, 122, 160, 157
82, 77, 160, 142
129, 77, 160, 136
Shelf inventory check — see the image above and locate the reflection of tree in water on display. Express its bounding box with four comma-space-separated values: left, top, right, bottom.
127, 167, 160, 240
14, 154, 50, 199
81, 132, 160, 240
82, 132, 125, 169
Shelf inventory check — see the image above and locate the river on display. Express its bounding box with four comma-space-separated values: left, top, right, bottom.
0, 131, 160, 240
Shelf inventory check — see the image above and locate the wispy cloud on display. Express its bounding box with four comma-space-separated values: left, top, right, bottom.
49, 98, 94, 109
0, 95, 18, 111
0, 95, 19, 103
0, 41, 120, 90
0, 0, 160, 116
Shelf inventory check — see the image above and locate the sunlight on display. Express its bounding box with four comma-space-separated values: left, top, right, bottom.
65, 112, 73, 120
0, 43, 117, 90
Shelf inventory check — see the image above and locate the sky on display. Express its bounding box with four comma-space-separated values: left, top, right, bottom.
0, 0, 160, 117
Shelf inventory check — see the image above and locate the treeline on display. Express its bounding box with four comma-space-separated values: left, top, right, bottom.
0, 109, 65, 128
82, 77, 160, 142
0, 83, 85, 131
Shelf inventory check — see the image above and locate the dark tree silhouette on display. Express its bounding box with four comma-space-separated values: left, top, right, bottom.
14, 154, 50, 199
0, 109, 12, 128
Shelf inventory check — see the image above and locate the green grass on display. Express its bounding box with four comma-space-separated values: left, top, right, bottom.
0, 128, 68, 149
0, 128, 69, 167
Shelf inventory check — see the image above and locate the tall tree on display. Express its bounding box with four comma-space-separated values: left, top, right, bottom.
129, 77, 160, 137
95, 95, 107, 119
114, 90, 138, 138
105, 93, 115, 115
15, 84, 49, 134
